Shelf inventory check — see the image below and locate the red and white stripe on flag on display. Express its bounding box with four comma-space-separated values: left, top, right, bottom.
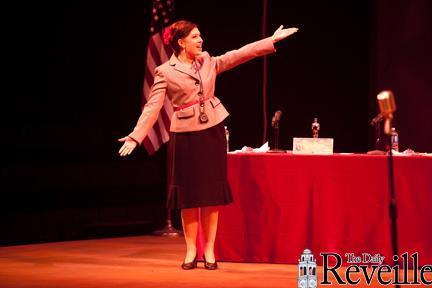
142, 0, 174, 154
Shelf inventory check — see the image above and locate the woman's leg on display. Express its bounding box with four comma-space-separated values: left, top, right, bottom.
201, 206, 219, 263
181, 207, 199, 262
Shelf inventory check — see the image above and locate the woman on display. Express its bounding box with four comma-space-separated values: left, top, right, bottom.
118, 20, 298, 270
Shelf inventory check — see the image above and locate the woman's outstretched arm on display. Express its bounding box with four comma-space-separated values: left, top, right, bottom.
271, 25, 298, 43
213, 25, 299, 74
118, 67, 167, 156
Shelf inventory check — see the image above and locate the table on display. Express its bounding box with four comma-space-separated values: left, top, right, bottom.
212, 153, 432, 266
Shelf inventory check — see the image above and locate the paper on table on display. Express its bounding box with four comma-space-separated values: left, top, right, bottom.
229, 142, 270, 153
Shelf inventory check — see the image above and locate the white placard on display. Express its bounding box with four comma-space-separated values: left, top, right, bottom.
293, 138, 334, 155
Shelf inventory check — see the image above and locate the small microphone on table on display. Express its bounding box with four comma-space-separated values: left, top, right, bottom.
370, 113, 383, 126
272, 110, 282, 128
268, 110, 285, 153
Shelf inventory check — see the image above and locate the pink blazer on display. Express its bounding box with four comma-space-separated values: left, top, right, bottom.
129, 37, 276, 144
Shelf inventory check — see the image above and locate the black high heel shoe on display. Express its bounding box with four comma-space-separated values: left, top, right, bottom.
181, 254, 198, 270
203, 254, 218, 270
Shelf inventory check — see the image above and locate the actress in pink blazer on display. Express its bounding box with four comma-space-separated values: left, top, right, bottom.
119, 20, 298, 270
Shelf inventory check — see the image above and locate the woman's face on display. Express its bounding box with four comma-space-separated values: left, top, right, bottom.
179, 27, 203, 58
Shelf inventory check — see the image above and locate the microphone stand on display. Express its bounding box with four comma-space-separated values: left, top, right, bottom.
367, 114, 386, 155
370, 114, 383, 150
386, 121, 399, 285
375, 124, 381, 150
376, 90, 399, 286
268, 120, 286, 153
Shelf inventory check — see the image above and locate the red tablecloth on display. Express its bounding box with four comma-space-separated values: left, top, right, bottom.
212, 153, 432, 266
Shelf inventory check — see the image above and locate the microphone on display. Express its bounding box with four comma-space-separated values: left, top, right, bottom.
377, 90, 396, 134
377, 90, 396, 119
370, 113, 384, 126
271, 110, 282, 128
268, 110, 285, 153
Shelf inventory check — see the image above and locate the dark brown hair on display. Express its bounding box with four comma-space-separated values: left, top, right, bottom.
163, 20, 198, 55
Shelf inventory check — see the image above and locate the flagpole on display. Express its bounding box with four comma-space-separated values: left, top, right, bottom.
145, 0, 181, 237
153, 130, 182, 237
153, 208, 182, 236
152, 156, 183, 237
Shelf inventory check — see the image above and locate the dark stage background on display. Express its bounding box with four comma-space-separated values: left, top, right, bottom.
1, 0, 431, 245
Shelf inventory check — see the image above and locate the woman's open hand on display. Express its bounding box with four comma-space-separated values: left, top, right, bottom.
272, 25, 299, 43
118, 136, 138, 157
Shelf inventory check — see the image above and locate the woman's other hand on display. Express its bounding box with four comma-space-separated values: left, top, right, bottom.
118, 136, 138, 157
272, 25, 299, 43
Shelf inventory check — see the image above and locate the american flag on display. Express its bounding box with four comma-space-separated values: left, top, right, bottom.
141, 0, 175, 154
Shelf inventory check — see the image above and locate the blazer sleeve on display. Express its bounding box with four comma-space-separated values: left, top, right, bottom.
213, 37, 276, 74
128, 67, 167, 144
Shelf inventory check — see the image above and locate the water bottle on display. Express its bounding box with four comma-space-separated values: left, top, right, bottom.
390, 127, 399, 152
311, 118, 320, 138
224, 126, 230, 152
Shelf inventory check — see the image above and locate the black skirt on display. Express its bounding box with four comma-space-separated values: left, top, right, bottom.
166, 123, 233, 209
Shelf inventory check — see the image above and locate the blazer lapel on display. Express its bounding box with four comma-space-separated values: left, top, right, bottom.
169, 54, 200, 81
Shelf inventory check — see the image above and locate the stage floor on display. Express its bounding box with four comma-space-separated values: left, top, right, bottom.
0, 235, 421, 287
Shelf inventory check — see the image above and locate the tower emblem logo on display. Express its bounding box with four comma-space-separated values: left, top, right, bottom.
298, 249, 317, 288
